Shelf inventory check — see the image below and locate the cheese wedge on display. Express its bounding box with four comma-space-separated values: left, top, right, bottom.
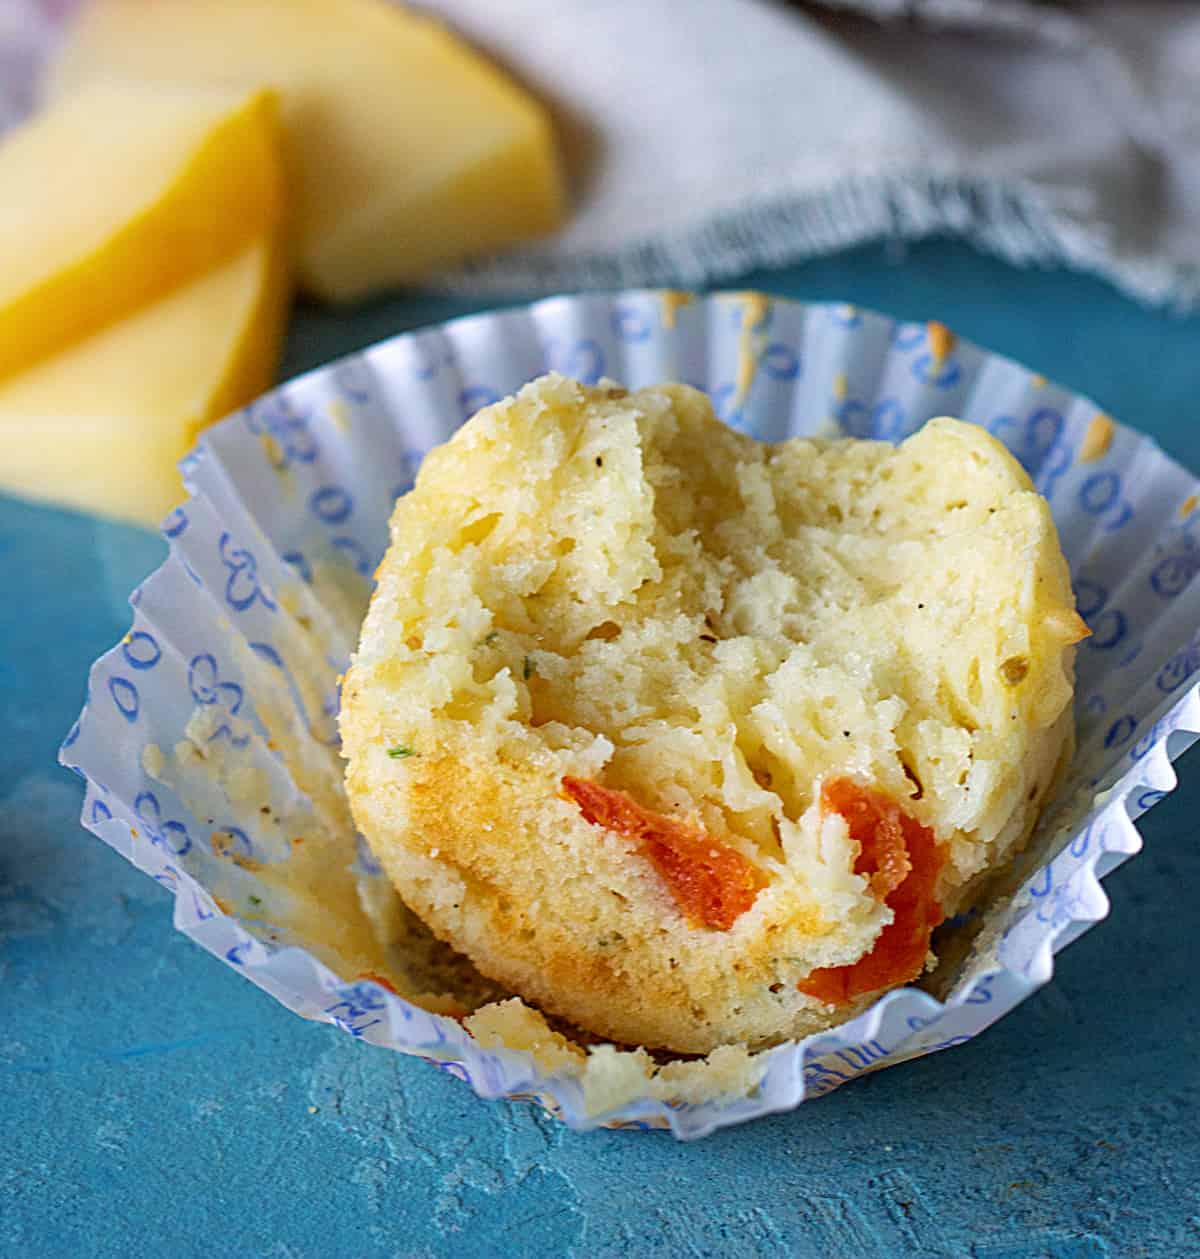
53, 0, 566, 302
0, 238, 289, 528
0, 81, 284, 383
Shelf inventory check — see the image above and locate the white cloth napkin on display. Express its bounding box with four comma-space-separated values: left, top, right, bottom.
432, 0, 1200, 305
6, 0, 1200, 306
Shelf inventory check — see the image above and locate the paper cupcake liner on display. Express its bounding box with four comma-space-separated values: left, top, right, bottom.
61, 291, 1200, 1140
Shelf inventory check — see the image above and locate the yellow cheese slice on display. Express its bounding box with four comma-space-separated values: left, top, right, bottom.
53, 0, 566, 302
0, 237, 289, 529
0, 81, 284, 382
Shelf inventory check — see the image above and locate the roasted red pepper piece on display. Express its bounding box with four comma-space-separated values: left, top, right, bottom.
562, 776, 764, 931
798, 778, 947, 1006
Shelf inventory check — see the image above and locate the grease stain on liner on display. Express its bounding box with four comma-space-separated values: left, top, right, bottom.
658, 289, 692, 330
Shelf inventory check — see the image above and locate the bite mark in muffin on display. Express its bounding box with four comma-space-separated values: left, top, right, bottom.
341, 373, 1085, 1053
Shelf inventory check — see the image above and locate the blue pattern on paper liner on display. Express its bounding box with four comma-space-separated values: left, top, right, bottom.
59, 292, 1200, 1140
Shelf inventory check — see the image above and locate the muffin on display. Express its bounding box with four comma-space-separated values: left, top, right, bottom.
340, 374, 1086, 1054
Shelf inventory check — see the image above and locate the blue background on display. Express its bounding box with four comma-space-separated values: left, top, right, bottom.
3, 240, 1199, 1258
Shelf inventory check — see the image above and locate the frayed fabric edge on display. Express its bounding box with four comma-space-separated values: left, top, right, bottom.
431, 171, 1200, 314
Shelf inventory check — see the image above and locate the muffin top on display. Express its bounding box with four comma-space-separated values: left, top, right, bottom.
340, 374, 1084, 1053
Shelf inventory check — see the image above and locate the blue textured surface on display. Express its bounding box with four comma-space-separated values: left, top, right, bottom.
3, 239, 1200, 1257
